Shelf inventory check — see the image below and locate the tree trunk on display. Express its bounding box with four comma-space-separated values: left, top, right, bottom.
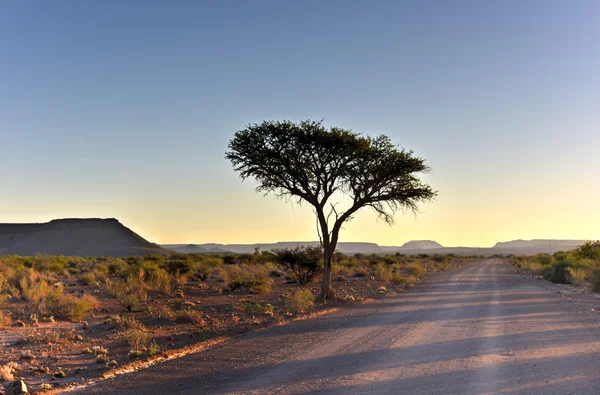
318, 246, 336, 302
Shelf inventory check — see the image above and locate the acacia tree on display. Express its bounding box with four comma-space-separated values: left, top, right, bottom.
226, 120, 436, 301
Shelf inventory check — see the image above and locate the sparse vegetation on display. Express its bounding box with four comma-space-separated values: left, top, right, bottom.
0, 251, 473, 387
513, 242, 600, 289
284, 289, 315, 314
274, 246, 322, 285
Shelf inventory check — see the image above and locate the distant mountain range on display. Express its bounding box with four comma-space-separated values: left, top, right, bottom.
163, 238, 589, 256
0, 218, 590, 257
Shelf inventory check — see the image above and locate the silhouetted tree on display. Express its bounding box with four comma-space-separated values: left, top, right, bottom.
226, 120, 436, 301
274, 246, 323, 285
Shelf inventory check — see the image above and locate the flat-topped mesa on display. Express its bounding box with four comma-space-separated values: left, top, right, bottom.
399, 240, 444, 250
493, 239, 589, 249
0, 218, 170, 257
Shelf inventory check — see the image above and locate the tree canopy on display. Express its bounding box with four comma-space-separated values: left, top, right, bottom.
226, 119, 436, 300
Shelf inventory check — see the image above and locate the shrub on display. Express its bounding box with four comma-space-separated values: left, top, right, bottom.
536, 253, 554, 266
146, 269, 172, 295
227, 266, 271, 294
164, 257, 194, 275
577, 241, 600, 261
284, 289, 314, 314
274, 246, 322, 285
45, 292, 98, 321
17, 270, 54, 305
390, 273, 412, 285
566, 267, 586, 286
104, 275, 148, 312
353, 266, 369, 277
80, 272, 97, 286
0, 362, 19, 381
406, 263, 426, 277
242, 300, 274, 315
107, 259, 129, 276
374, 263, 392, 281
126, 328, 149, 352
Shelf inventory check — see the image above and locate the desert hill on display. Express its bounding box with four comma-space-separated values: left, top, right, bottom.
399, 240, 443, 250
0, 218, 170, 257
163, 239, 589, 256
164, 241, 380, 255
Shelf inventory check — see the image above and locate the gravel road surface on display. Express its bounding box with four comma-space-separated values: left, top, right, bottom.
77, 259, 600, 394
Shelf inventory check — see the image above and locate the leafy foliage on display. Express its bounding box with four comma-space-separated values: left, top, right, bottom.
274, 246, 323, 285
226, 120, 436, 300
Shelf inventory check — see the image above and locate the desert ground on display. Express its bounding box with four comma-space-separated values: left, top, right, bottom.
76, 259, 600, 394
0, 252, 471, 393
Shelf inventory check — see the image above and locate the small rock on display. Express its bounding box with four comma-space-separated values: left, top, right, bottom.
377, 286, 387, 294
4, 379, 28, 395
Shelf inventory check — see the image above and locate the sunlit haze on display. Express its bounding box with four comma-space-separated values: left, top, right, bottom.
2, 1, 599, 247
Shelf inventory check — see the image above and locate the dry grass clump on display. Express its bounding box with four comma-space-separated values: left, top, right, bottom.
106, 315, 144, 331
0, 310, 12, 327
146, 305, 178, 321
104, 275, 148, 312
126, 328, 149, 356
284, 289, 314, 314
177, 308, 205, 326
85, 346, 108, 356
353, 266, 369, 277
242, 300, 274, 316
0, 362, 20, 381
45, 292, 98, 321
390, 273, 415, 286
566, 267, 586, 286
226, 265, 272, 294
374, 264, 392, 281
406, 263, 426, 277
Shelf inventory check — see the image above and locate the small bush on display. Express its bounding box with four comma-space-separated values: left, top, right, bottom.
274, 246, 322, 285
577, 241, 600, 261
80, 272, 97, 286
284, 289, 314, 314
146, 270, 172, 295
353, 267, 369, 277
0, 362, 19, 381
242, 300, 273, 315
126, 328, 149, 353
406, 263, 426, 277
227, 266, 271, 294
374, 264, 392, 281
566, 267, 586, 286
390, 273, 413, 286
104, 276, 148, 312
46, 292, 98, 321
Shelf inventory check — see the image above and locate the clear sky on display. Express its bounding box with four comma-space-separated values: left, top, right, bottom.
1, 1, 599, 247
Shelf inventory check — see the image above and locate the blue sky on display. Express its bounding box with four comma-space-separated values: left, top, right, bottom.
1, 1, 599, 246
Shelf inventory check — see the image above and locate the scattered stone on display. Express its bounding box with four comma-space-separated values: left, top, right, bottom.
377, 286, 387, 294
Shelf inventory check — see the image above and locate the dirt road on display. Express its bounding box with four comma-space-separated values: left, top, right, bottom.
77, 259, 600, 394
